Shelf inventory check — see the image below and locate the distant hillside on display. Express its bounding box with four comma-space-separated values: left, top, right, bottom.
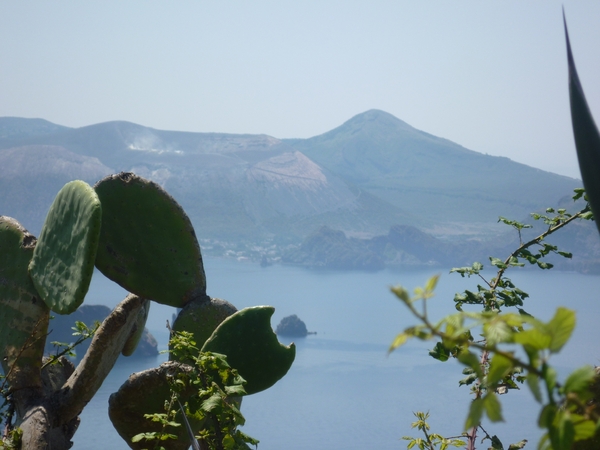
0, 119, 412, 238
285, 202, 600, 273
285, 110, 581, 233
0, 117, 71, 140
0, 111, 586, 246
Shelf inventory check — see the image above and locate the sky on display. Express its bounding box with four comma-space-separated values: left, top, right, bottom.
1, 1, 599, 179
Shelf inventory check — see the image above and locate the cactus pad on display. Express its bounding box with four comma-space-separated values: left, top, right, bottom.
0, 217, 50, 389
28, 180, 102, 314
170, 297, 237, 359
201, 306, 296, 395
94, 173, 206, 308
121, 299, 151, 357
108, 361, 200, 450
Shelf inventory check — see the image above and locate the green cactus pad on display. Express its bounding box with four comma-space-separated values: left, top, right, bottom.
28, 180, 102, 314
108, 361, 201, 450
201, 306, 296, 395
0, 217, 50, 390
169, 297, 237, 360
121, 299, 151, 357
94, 173, 206, 308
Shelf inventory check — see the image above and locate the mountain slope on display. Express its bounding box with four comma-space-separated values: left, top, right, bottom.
0, 111, 583, 242
0, 117, 71, 140
0, 120, 412, 239
285, 110, 581, 230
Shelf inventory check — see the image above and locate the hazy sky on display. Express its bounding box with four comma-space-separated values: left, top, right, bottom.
1, 1, 599, 179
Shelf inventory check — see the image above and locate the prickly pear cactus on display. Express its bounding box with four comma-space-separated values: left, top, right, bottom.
170, 297, 237, 359
28, 180, 102, 314
0, 216, 50, 390
201, 306, 296, 395
94, 173, 206, 308
108, 361, 199, 450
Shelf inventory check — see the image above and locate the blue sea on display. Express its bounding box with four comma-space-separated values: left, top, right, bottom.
72, 258, 600, 449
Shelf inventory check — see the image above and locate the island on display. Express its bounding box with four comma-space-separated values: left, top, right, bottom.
276, 315, 314, 337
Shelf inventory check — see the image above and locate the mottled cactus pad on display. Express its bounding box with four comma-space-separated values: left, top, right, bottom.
29, 180, 102, 314
170, 297, 237, 359
108, 361, 200, 450
94, 173, 206, 307
0, 216, 50, 389
201, 306, 296, 395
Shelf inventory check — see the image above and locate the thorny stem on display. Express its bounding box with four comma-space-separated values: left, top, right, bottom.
490, 205, 590, 292
463, 204, 591, 449
40, 326, 98, 371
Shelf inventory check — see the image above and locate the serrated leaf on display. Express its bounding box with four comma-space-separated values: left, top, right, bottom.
484, 392, 503, 422
425, 275, 440, 293
487, 353, 514, 386
563, 365, 596, 395
556, 411, 575, 450
547, 307, 576, 353
458, 351, 483, 378
201, 394, 223, 412
572, 416, 596, 441
490, 257, 507, 269
513, 328, 551, 351
388, 332, 410, 354
391, 285, 410, 304
538, 404, 557, 428
429, 342, 450, 362
465, 398, 484, 430
527, 373, 543, 403
484, 318, 514, 346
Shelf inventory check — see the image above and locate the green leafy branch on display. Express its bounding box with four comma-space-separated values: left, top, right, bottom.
402, 411, 466, 450
390, 191, 599, 449
390, 276, 599, 449
451, 192, 592, 313
41, 320, 100, 370
134, 330, 258, 450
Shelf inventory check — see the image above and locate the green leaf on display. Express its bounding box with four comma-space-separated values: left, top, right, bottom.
201, 394, 223, 412
429, 342, 451, 362
543, 365, 558, 394
490, 257, 507, 269
513, 328, 551, 351
458, 351, 483, 378
526, 373, 543, 403
388, 332, 411, 354
489, 435, 503, 449
538, 404, 557, 428
484, 317, 514, 346
547, 307, 576, 353
572, 416, 596, 441
425, 275, 440, 294
507, 439, 528, 450
555, 411, 575, 450
563, 365, 596, 395
487, 353, 514, 386
465, 398, 484, 430
391, 285, 410, 304
483, 392, 503, 422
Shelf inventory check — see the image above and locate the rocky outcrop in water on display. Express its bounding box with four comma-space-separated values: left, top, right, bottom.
276, 315, 309, 337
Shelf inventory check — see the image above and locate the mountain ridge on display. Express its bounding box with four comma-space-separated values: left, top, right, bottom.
0, 111, 582, 243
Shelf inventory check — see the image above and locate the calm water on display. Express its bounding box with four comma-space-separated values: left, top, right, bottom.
72, 258, 600, 449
